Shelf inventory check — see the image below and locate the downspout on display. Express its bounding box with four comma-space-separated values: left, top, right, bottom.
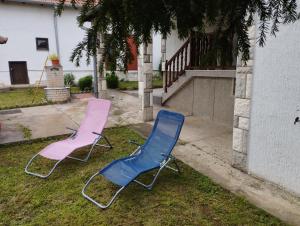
93, 51, 99, 98
81, 24, 98, 98
53, 7, 60, 58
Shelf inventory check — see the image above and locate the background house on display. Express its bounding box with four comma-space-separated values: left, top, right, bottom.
0, 0, 161, 86
0, 0, 93, 86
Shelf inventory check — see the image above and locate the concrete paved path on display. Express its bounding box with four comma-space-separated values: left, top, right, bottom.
0, 90, 143, 144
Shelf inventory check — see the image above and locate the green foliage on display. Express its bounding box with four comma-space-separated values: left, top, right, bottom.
153, 74, 163, 88
64, 73, 75, 86
158, 59, 162, 75
57, 0, 298, 68
78, 75, 93, 91
18, 124, 32, 140
106, 71, 119, 89
70, 86, 81, 94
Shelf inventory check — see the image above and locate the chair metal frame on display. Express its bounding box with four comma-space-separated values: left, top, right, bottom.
81, 142, 181, 209
24, 128, 112, 179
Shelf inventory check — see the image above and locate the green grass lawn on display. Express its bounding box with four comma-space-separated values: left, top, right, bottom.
118, 81, 138, 90
70, 86, 81, 94
0, 88, 47, 110
0, 127, 285, 225
118, 77, 163, 90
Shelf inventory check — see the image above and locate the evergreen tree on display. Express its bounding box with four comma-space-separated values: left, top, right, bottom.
57, 0, 298, 70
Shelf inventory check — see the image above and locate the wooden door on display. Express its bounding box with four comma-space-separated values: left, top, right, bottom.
9, 61, 29, 84
127, 37, 138, 71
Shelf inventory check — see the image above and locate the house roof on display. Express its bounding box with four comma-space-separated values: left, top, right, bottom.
3, 0, 84, 7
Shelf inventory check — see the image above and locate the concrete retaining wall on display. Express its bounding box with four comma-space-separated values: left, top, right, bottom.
164, 72, 235, 127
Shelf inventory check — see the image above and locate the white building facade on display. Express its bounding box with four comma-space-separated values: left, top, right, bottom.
0, 0, 93, 86
160, 12, 300, 197
247, 16, 300, 196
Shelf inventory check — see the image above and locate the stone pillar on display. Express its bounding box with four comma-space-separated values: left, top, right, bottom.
97, 33, 107, 98
138, 40, 153, 122
44, 65, 70, 102
138, 44, 144, 98
161, 38, 167, 92
232, 24, 256, 171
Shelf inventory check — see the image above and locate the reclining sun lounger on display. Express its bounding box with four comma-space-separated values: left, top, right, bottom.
82, 110, 185, 209
25, 99, 112, 179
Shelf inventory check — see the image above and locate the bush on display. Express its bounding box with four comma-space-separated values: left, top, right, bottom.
78, 75, 93, 91
106, 72, 119, 89
64, 73, 75, 86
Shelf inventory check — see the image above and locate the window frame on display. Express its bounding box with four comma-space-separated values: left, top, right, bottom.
36, 37, 49, 51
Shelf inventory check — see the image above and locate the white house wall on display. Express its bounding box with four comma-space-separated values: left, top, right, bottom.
0, 2, 93, 85
165, 29, 187, 61
152, 32, 161, 71
248, 13, 300, 195
56, 8, 93, 78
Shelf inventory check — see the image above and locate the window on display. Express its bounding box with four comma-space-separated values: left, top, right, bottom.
36, 38, 49, 51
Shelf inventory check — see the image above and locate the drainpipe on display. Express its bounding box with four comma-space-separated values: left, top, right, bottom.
53, 8, 60, 58
81, 24, 98, 98
93, 53, 99, 98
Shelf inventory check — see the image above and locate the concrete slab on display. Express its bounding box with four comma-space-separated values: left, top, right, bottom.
121, 88, 163, 106
0, 90, 142, 144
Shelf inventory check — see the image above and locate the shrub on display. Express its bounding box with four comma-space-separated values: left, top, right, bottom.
78, 75, 93, 91
64, 73, 75, 86
106, 72, 119, 89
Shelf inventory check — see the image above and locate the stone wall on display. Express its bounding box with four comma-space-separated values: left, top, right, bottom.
44, 65, 70, 102
115, 71, 138, 81
45, 66, 64, 88
141, 42, 153, 121
232, 25, 256, 171
44, 87, 70, 102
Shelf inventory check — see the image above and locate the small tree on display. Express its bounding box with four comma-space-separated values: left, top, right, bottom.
64, 73, 75, 86
57, 0, 299, 69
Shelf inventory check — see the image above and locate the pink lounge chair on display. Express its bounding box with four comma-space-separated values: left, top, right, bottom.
25, 99, 112, 178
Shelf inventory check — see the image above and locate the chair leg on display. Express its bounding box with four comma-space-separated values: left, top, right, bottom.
165, 157, 181, 174
134, 158, 172, 190
82, 172, 125, 209
25, 153, 63, 179
67, 142, 97, 162
101, 135, 113, 149
67, 135, 112, 162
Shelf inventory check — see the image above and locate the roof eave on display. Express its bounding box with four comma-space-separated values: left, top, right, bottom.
2, 0, 81, 9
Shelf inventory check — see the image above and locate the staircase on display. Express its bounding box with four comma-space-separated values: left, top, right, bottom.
163, 32, 236, 104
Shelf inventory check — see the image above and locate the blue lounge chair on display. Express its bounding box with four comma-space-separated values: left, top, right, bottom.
82, 110, 185, 209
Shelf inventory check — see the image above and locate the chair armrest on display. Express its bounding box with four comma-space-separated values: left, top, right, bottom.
66, 127, 77, 132
129, 140, 142, 146
161, 153, 172, 160
92, 132, 102, 136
